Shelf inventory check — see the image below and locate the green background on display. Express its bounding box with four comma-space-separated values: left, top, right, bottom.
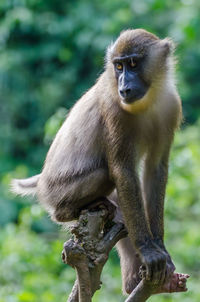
0, 0, 200, 301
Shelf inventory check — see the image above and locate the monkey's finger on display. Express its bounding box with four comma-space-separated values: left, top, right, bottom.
179, 274, 190, 279
178, 281, 185, 288
155, 257, 166, 284
152, 263, 161, 284
145, 262, 152, 281
155, 258, 165, 283
158, 267, 166, 285
159, 266, 167, 284
152, 260, 160, 283
179, 276, 187, 282
164, 264, 173, 284
150, 260, 158, 283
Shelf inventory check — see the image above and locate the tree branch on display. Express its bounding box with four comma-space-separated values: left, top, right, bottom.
62, 206, 127, 302
61, 203, 189, 302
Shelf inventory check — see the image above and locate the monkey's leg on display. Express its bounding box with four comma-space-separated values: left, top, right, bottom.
116, 237, 142, 294
109, 190, 143, 294
51, 169, 114, 222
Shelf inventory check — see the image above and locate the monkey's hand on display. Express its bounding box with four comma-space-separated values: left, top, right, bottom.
154, 239, 176, 281
138, 240, 167, 284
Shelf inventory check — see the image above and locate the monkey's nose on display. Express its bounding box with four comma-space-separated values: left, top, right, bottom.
119, 88, 132, 98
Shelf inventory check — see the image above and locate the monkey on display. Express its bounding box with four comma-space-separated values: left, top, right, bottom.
12, 29, 183, 293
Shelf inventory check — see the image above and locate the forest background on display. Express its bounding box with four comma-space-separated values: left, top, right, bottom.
0, 0, 200, 301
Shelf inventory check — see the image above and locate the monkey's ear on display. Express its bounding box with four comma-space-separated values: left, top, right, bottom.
159, 38, 175, 57
105, 42, 115, 63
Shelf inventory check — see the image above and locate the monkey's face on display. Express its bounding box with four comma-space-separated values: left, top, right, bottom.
108, 29, 173, 114
113, 54, 150, 105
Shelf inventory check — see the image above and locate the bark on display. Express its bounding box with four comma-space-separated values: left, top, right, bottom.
62, 206, 127, 302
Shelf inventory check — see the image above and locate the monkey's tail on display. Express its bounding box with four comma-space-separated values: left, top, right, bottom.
11, 174, 40, 197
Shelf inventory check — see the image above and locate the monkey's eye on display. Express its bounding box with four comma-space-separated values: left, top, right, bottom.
129, 59, 137, 68
115, 63, 123, 71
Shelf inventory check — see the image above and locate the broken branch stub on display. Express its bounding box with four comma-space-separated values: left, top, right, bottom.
62, 206, 127, 302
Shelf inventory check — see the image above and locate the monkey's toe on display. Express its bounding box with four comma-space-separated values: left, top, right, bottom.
155, 272, 190, 294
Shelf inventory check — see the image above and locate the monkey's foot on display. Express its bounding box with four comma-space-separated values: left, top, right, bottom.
155, 273, 189, 294
125, 273, 189, 302
85, 197, 116, 220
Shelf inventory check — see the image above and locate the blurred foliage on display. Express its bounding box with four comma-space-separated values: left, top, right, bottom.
1, 124, 200, 301
0, 0, 200, 301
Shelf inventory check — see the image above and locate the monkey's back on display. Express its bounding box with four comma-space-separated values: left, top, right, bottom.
43, 86, 105, 180
36, 85, 108, 209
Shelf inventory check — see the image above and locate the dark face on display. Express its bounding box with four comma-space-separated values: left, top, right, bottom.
113, 54, 150, 104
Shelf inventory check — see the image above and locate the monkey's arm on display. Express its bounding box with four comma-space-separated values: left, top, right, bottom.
144, 98, 181, 246
143, 148, 176, 276
143, 152, 169, 241
106, 136, 167, 283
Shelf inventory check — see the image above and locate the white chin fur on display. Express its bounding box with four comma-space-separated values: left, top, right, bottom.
120, 99, 141, 113
120, 87, 156, 114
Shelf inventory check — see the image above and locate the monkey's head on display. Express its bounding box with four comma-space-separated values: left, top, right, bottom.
106, 29, 174, 113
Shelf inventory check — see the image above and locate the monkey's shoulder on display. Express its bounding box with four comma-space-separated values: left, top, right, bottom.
158, 89, 182, 130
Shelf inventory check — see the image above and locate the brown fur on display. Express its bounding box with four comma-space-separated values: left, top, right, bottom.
11, 29, 182, 293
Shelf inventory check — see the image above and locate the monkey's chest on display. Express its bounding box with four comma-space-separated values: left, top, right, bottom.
134, 123, 163, 160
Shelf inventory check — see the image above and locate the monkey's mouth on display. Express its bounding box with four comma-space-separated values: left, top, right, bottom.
120, 93, 145, 104
121, 97, 138, 104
